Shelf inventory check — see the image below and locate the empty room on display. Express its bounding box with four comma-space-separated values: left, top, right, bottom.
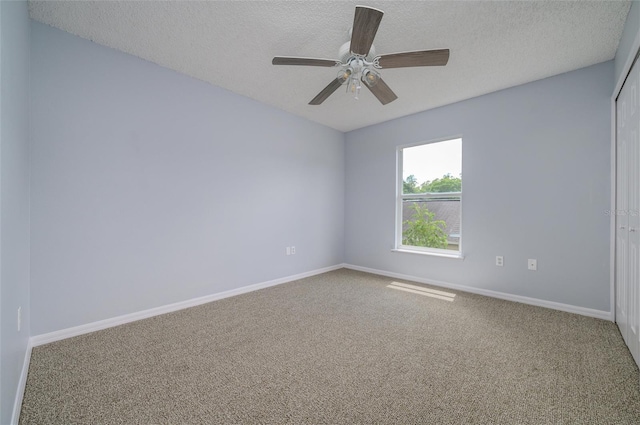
2, 0, 640, 423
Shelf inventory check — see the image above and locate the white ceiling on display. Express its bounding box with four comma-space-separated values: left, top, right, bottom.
29, 1, 630, 132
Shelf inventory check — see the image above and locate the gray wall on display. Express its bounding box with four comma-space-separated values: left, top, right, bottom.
345, 61, 613, 312
615, 0, 639, 85
0, 1, 31, 423
30, 22, 345, 335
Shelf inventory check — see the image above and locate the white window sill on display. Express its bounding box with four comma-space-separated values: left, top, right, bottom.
392, 248, 464, 260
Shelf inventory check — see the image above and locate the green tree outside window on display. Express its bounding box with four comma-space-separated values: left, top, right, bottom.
402, 204, 448, 249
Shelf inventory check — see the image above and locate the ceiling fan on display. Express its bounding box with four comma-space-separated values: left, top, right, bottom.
272, 5, 450, 106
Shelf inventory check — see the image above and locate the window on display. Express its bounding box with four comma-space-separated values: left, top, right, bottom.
396, 138, 462, 256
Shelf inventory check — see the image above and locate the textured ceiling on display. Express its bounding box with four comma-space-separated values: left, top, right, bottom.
29, 1, 630, 132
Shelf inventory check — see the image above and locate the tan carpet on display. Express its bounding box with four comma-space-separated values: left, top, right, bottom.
20, 269, 640, 424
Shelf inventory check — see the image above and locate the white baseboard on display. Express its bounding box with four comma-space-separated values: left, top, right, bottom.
344, 263, 612, 321
30, 264, 343, 347
11, 340, 33, 425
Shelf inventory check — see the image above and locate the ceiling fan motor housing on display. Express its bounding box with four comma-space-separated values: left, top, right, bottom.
339, 40, 376, 63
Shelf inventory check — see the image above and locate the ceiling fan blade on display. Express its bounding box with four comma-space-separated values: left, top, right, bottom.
309, 78, 344, 105
376, 49, 450, 69
365, 78, 397, 105
272, 57, 340, 67
350, 6, 384, 56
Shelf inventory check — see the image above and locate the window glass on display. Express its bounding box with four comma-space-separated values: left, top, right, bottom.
398, 138, 462, 253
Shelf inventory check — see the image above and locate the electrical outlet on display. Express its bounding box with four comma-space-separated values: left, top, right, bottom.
528, 259, 537, 271
291, 246, 296, 255
17, 307, 21, 332
286, 247, 291, 256
496, 256, 504, 267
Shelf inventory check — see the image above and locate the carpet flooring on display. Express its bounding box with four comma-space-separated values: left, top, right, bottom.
20, 269, 640, 424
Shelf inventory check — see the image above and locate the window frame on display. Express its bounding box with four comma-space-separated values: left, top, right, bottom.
395, 137, 463, 258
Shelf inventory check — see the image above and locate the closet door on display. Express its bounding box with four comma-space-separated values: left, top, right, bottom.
616, 57, 640, 366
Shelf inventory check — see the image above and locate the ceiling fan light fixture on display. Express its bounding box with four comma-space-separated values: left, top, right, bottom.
337, 68, 353, 83
362, 68, 380, 87
347, 76, 362, 100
